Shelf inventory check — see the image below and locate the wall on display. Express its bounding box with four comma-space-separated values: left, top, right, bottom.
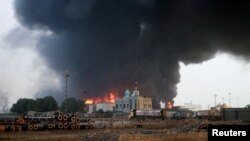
222, 108, 250, 121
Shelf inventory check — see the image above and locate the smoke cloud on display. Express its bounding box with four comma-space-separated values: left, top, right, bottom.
14, 0, 250, 107
0, 90, 9, 112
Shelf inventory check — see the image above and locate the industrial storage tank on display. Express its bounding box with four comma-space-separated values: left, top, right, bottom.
88, 104, 96, 114
96, 102, 114, 112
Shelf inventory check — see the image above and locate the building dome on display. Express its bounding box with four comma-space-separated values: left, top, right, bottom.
124, 89, 131, 97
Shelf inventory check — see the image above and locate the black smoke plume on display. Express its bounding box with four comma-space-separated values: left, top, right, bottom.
14, 0, 250, 107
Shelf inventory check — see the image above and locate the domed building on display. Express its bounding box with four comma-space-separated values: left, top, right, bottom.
115, 87, 152, 113
124, 89, 131, 98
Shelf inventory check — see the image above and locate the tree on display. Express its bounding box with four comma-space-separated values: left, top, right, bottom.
36, 96, 58, 112
60, 97, 84, 113
10, 96, 59, 113
35, 98, 44, 111
77, 99, 86, 112
42, 96, 58, 111
10, 98, 36, 114
245, 104, 250, 109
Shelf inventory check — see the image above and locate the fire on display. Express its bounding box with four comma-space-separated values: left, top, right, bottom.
167, 101, 173, 109
84, 93, 116, 105
85, 99, 93, 105
109, 93, 115, 103
103, 93, 115, 103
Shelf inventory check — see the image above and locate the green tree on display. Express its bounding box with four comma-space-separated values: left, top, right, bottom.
36, 96, 58, 112
10, 96, 59, 113
77, 99, 86, 112
245, 104, 250, 109
41, 96, 58, 111
35, 98, 44, 111
60, 97, 84, 113
10, 98, 36, 114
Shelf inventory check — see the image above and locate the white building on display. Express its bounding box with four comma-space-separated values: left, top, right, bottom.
88, 104, 96, 113
87, 102, 114, 113
115, 88, 152, 113
96, 102, 114, 112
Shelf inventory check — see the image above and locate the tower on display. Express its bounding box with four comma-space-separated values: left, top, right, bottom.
64, 70, 70, 113
133, 81, 139, 97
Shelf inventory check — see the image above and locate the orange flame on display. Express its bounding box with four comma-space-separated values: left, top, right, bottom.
85, 99, 93, 105
109, 93, 115, 103
167, 101, 173, 109
84, 93, 116, 105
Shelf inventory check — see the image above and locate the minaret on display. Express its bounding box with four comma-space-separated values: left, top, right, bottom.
134, 81, 139, 97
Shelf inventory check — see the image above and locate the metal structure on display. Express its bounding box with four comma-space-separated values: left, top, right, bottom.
228, 93, 231, 107
64, 70, 70, 113
129, 109, 193, 120
222, 108, 250, 121
214, 94, 217, 106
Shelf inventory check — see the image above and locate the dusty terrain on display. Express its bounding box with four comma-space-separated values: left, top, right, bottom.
1, 119, 246, 141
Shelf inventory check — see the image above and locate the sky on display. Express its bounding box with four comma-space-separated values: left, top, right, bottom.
176, 53, 250, 109
0, 0, 250, 112
0, 0, 62, 112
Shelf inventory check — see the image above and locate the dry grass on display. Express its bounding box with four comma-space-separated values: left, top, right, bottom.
0, 131, 207, 141
119, 132, 207, 141
165, 132, 207, 141
0, 119, 204, 141
135, 119, 199, 129
0, 131, 87, 141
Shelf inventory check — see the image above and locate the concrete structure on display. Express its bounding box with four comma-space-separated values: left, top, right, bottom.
115, 88, 152, 113
87, 102, 114, 113
222, 108, 250, 121
87, 104, 96, 114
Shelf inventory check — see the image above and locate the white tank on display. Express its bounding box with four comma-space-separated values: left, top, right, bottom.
96, 102, 114, 112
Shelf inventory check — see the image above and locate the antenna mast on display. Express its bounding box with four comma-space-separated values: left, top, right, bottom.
64, 70, 70, 113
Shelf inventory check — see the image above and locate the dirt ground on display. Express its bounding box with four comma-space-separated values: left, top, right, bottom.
0, 129, 110, 141
1, 119, 245, 141
0, 129, 207, 141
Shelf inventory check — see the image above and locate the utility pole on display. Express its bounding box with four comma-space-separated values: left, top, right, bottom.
82, 91, 87, 112
214, 94, 217, 106
237, 98, 239, 107
222, 97, 225, 104
64, 70, 70, 113
228, 93, 231, 108
122, 99, 124, 128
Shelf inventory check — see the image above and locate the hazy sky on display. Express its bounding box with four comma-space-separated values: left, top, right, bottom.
0, 0, 250, 112
176, 53, 250, 109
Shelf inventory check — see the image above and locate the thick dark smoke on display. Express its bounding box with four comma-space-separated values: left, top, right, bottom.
14, 0, 250, 107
